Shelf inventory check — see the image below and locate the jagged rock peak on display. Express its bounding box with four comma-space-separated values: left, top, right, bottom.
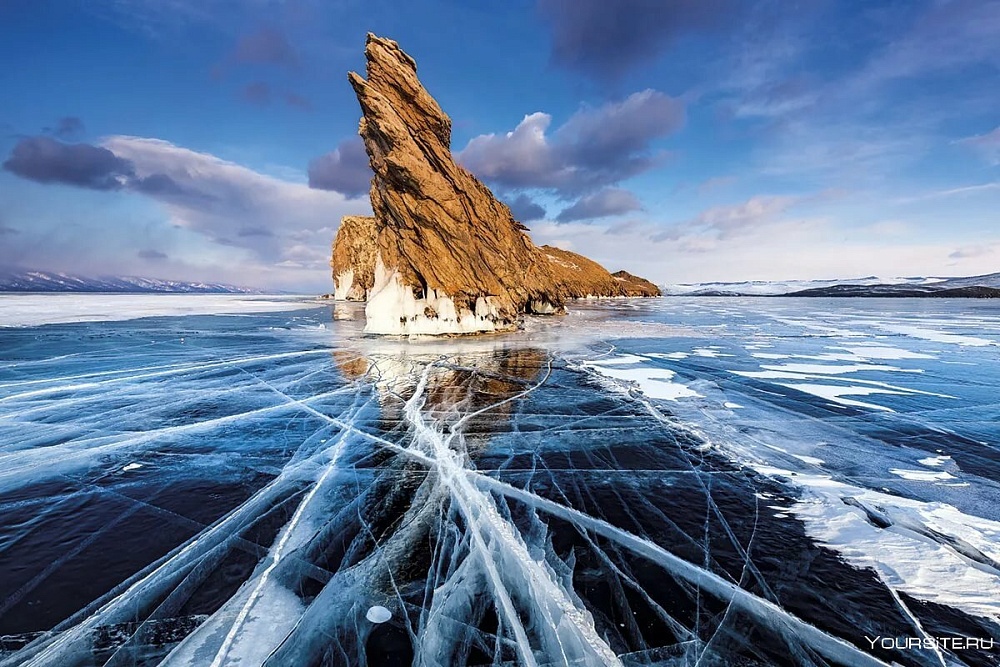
332, 34, 659, 336
349, 34, 452, 149
347, 33, 557, 335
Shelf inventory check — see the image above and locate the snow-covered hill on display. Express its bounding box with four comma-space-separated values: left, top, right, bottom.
0, 270, 261, 294
662, 272, 1000, 296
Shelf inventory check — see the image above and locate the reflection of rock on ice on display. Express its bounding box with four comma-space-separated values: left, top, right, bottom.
332, 303, 355, 320
325, 344, 625, 665
332, 342, 548, 446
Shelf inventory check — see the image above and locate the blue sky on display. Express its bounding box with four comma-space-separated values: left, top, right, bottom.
1, 0, 998, 291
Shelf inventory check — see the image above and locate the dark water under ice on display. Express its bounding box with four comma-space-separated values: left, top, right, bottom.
0, 296, 998, 666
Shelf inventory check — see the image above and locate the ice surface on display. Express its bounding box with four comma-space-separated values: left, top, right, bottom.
568, 298, 1000, 636
1, 295, 999, 666
0, 293, 318, 327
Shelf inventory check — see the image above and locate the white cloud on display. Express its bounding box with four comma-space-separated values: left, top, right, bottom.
949, 243, 996, 260
852, 1, 1000, 90
895, 181, 1000, 204
708, 2, 1000, 184
101, 136, 368, 285
958, 126, 1000, 165
651, 194, 803, 242
528, 204, 1000, 285
457, 90, 683, 195
556, 187, 642, 222
867, 220, 911, 238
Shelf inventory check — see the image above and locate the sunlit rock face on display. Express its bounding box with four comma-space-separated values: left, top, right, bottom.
334, 34, 659, 336
348, 34, 552, 336
541, 246, 662, 298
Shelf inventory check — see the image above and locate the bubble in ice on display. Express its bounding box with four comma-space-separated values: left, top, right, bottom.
366, 605, 392, 623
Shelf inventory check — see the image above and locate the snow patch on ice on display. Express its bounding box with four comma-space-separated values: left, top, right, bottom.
761, 362, 917, 375
581, 356, 702, 401
878, 325, 994, 347
648, 352, 690, 360
366, 605, 392, 623
732, 364, 955, 411
693, 348, 733, 358
771, 470, 1000, 621
585, 354, 648, 366
889, 469, 957, 482
836, 345, 935, 360
918, 455, 951, 467
776, 383, 904, 411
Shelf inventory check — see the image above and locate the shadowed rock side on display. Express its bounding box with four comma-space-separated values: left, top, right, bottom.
612, 270, 662, 297
337, 33, 658, 335
331, 216, 377, 301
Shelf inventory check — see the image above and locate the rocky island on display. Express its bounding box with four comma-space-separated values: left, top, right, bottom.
331, 34, 660, 335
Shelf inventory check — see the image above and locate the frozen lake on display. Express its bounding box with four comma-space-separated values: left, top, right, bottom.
0, 295, 998, 666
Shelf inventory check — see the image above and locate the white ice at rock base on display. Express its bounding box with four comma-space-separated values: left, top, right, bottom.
333, 270, 357, 301
363, 256, 510, 336
528, 299, 558, 314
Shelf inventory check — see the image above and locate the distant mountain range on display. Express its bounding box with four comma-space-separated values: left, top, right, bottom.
0, 270, 261, 294
662, 272, 1000, 298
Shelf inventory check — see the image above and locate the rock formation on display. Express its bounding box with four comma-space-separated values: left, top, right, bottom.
540, 246, 661, 299
612, 271, 662, 297
330, 215, 377, 301
331, 33, 659, 335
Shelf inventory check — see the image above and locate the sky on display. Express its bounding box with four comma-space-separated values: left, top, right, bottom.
1, 0, 998, 292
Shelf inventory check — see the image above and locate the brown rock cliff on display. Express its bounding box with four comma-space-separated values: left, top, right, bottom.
330, 215, 377, 301
541, 246, 660, 298
332, 34, 659, 335
612, 270, 662, 297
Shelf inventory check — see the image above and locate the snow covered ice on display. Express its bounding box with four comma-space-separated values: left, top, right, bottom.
1, 295, 999, 666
